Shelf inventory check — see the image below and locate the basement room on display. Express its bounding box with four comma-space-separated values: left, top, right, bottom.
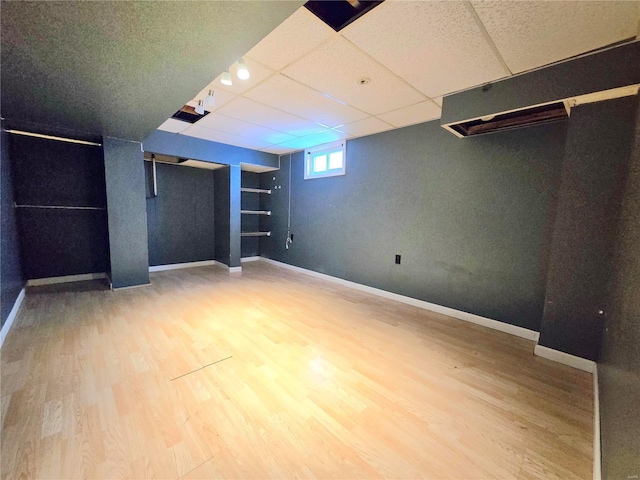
1, 1, 639, 479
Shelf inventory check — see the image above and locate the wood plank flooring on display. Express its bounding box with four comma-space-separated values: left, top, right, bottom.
1, 262, 593, 479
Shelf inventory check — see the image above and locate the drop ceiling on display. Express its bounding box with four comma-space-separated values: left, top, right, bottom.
159, 0, 639, 154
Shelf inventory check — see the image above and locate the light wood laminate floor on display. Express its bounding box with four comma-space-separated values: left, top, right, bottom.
1, 262, 592, 479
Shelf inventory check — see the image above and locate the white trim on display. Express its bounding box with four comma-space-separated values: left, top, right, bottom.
27, 272, 107, 286
111, 283, 151, 291
533, 344, 596, 373
240, 256, 261, 263
593, 365, 601, 480
149, 260, 218, 272
259, 258, 539, 341
0, 287, 26, 350
228, 266, 242, 273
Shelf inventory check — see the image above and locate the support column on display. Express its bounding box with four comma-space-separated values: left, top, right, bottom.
103, 137, 150, 288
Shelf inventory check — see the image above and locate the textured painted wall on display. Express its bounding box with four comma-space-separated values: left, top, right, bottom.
9, 133, 109, 279
598, 98, 640, 480
145, 162, 215, 267
103, 137, 149, 288
0, 128, 24, 328
539, 98, 638, 360
262, 119, 567, 331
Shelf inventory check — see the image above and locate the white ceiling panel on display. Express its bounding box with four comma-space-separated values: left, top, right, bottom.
216, 97, 323, 137
432, 96, 443, 107
245, 8, 335, 71
195, 113, 295, 144
274, 128, 348, 151
341, 117, 394, 138
211, 57, 275, 95
342, 1, 509, 98
470, 1, 640, 74
282, 36, 426, 115
244, 74, 368, 127
157, 118, 190, 133
377, 101, 442, 128
181, 125, 270, 150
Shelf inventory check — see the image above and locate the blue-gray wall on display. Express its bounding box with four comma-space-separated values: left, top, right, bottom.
538, 97, 638, 360
261, 120, 567, 331
598, 99, 640, 480
145, 162, 216, 266
10, 133, 109, 279
103, 137, 149, 288
0, 127, 24, 328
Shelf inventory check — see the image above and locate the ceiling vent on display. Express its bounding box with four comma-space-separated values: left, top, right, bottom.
442, 84, 639, 138
170, 105, 210, 124
445, 102, 569, 137
304, 0, 384, 32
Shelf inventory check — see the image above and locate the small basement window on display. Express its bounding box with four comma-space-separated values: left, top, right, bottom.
304, 141, 346, 180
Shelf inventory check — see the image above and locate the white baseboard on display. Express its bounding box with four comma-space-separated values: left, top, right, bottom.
533, 344, 596, 373
0, 287, 25, 350
593, 365, 601, 480
111, 282, 151, 291
27, 272, 107, 286
227, 266, 242, 273
240, 256, 261, 263
259, 258, 540, 342
149, 260, 218, 272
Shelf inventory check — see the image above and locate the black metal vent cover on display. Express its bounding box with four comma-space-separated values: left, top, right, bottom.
304, 0, 384, 32
171, 105, 210, 124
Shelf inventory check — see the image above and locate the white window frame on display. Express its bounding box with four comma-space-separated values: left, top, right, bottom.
304, 140, 346, 180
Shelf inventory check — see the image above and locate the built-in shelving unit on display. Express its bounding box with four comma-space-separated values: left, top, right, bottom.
241, 183, 272, 240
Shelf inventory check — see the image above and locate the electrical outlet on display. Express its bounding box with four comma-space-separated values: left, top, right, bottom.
395, 254, 401, 264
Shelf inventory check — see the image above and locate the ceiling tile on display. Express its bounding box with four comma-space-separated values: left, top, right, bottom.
341, 117, 394, 138
181, 125, 270, 150
282, 36, 426, 116
245, 7, 335, 71
244, 74, 368, 127
195, 113, 295, 144
210, 57, 275, 95
157, 118, 190, 133
432, 96, 443, 107
377, 101, 441, 128
187, 88, 236, 112
275, 128, 347, 151
342, 1, 509, 97
216, 97, 324, 137
471, 1, 640, 74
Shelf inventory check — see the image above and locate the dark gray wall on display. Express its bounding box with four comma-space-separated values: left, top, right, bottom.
241, 171, 261, 258
9, 133, 109, 279
262, 120, 567, 331
442, 41, 640, 125
598, 100, 640, 480
214, 167, 231, 266
538, 98, 638, 360
0, 127, 24, 328
103, 137, 149, 288
145, 162, 215, 266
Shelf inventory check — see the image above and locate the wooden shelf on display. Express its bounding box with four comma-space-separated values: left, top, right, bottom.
241, 210, 271, 215
241, 188, 271, 194
241, 232, 271, 237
